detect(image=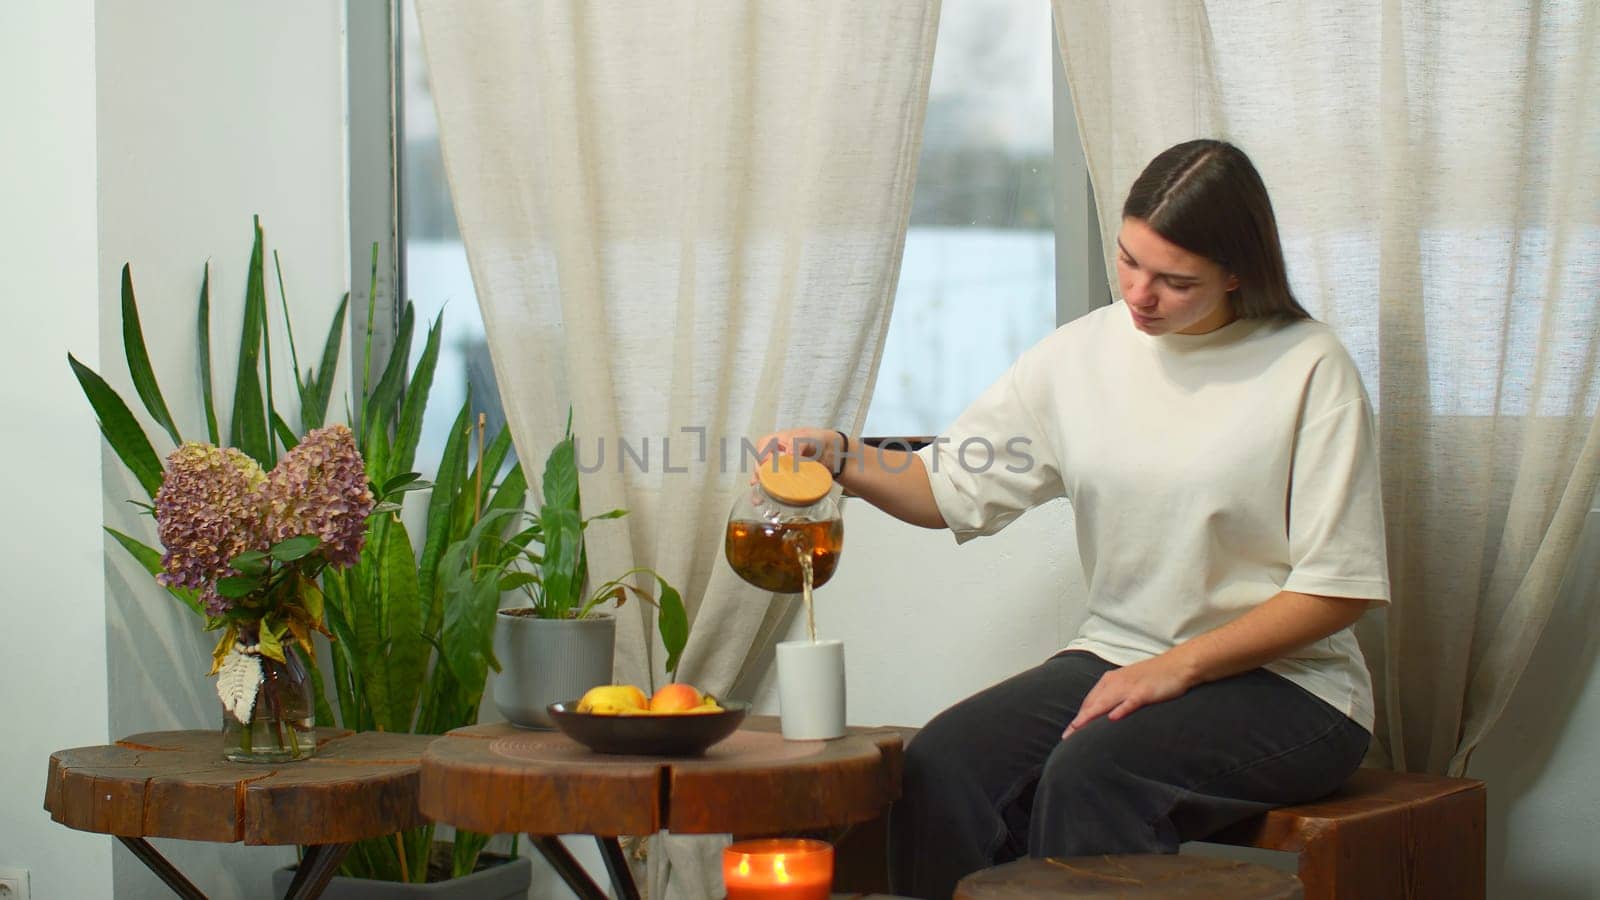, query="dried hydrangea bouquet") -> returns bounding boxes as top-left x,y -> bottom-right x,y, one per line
154,424 -> 373,762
